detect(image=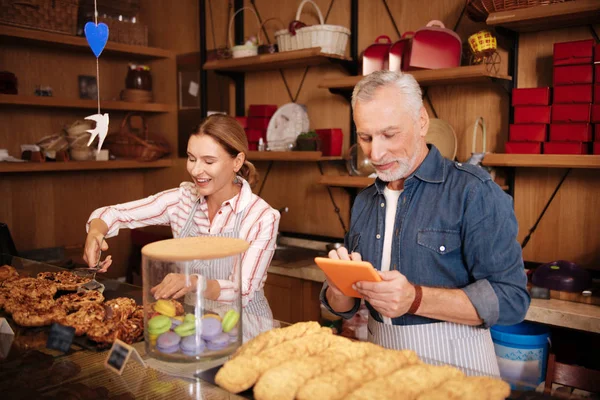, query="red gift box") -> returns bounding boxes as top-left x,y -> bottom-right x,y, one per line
512,87 -> 551,106
315,128 -> 344,156
514,106 -> 551,124
235,116 -> 248,129
591,104 -> 600,123
551,104 -> 591,123
245,128 -> 266,142
505,142 -> 542,154
509,124 -> 547,142
247,117 -> 271,130
553,65 -> 593,86
595,125 -> 600,141
248,105 -> 277,118
549,124 -> 592,142
544,141 -> 589,155
595,43 -> 600,63
248,142 -> 258,151
594,85 -> 600,104
553,39 -> 595,66
594,142 -> 600,155
553,85 -> 592,104
596,64 -> 600,83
